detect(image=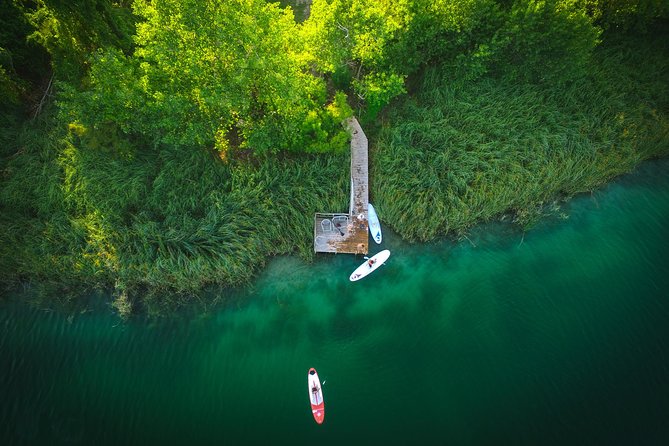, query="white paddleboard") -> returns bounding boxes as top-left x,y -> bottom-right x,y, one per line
368,203 -> 382,244
349,249 -> 390,282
